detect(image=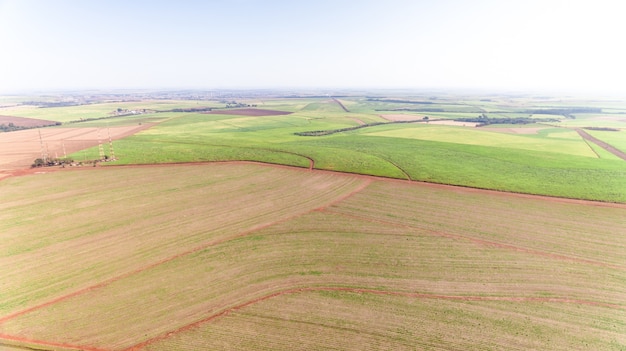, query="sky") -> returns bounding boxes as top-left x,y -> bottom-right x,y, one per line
0,0 -> 624,95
